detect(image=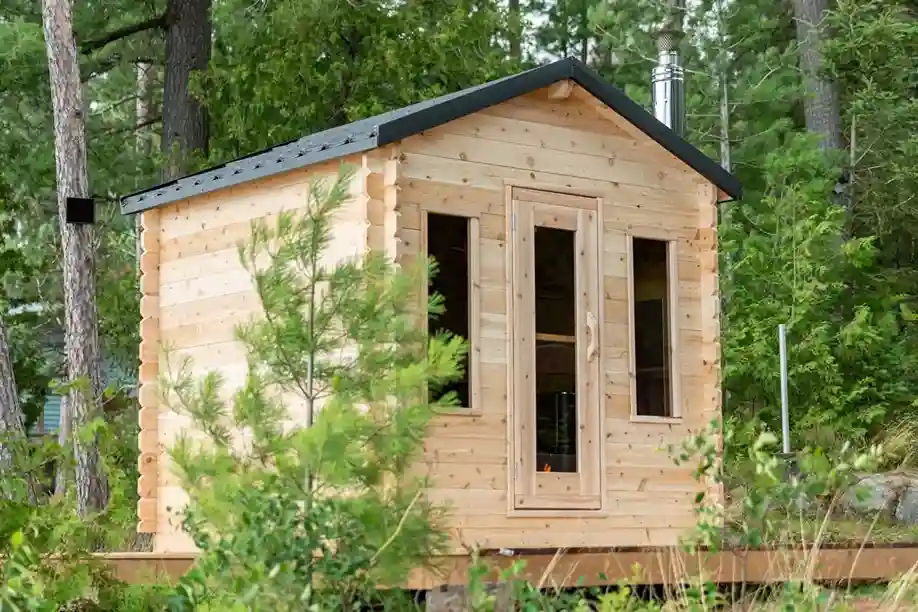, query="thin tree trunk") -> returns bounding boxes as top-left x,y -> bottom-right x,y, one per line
42,0 -> 109,516
54,394 -> 70,496
0,316 -> 39,503
791,0 -> 843,152
714,0 -> 734,421
508,0 -> 521,59
718,78 -> 731,174
135,60 -> 154,271
559,0 -> 568,57
162,0 -> 212,180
